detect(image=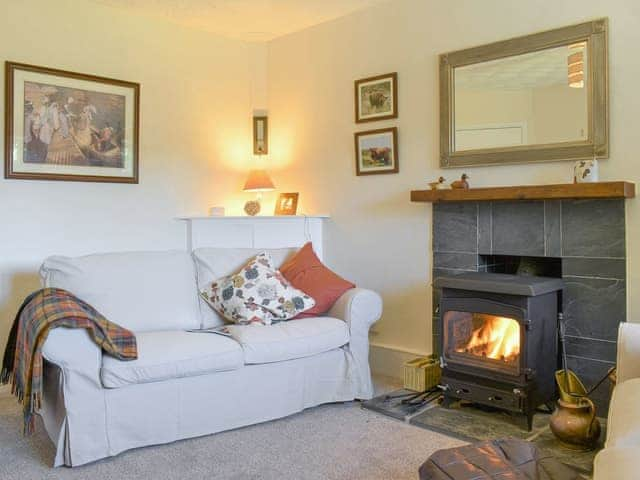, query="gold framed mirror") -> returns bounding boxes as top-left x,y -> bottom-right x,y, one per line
440,19 -> 608,168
